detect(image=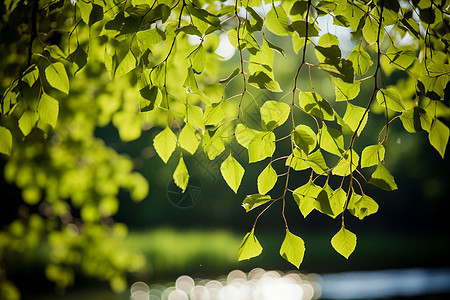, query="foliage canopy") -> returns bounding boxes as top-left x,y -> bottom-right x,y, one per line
0,0 -> 449,298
